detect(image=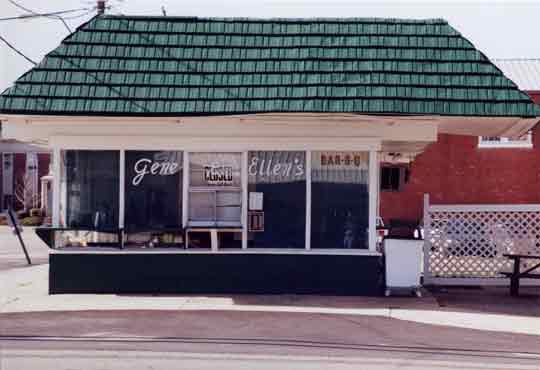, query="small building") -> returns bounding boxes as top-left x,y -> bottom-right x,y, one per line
0,15 -> 538,294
